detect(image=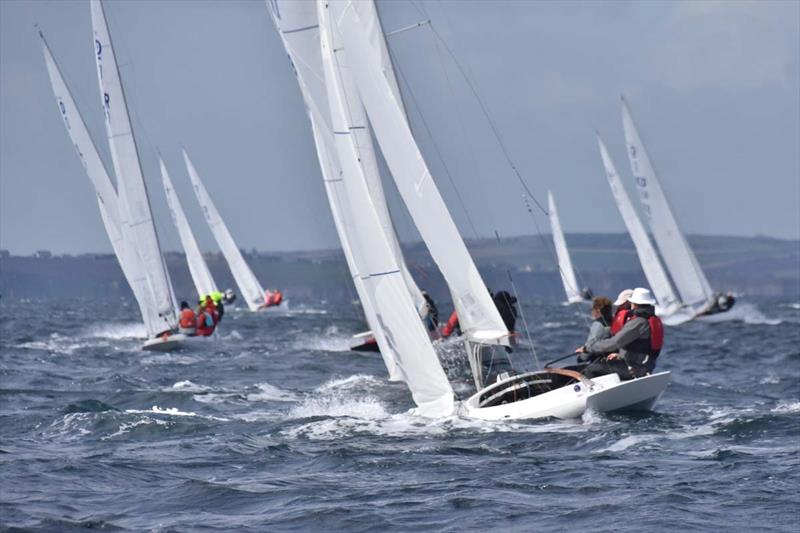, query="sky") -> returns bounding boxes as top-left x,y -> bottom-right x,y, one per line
0,0 -> 798,255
